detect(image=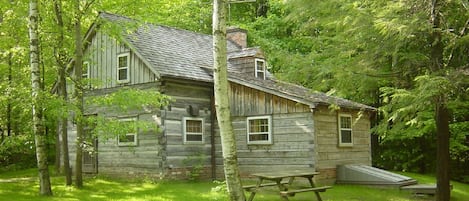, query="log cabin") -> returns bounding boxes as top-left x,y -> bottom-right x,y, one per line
65,12 -> 375,182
